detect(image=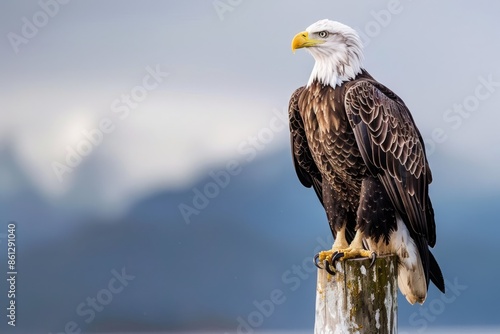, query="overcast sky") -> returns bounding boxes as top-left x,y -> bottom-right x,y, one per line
1,0 -> 499,213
